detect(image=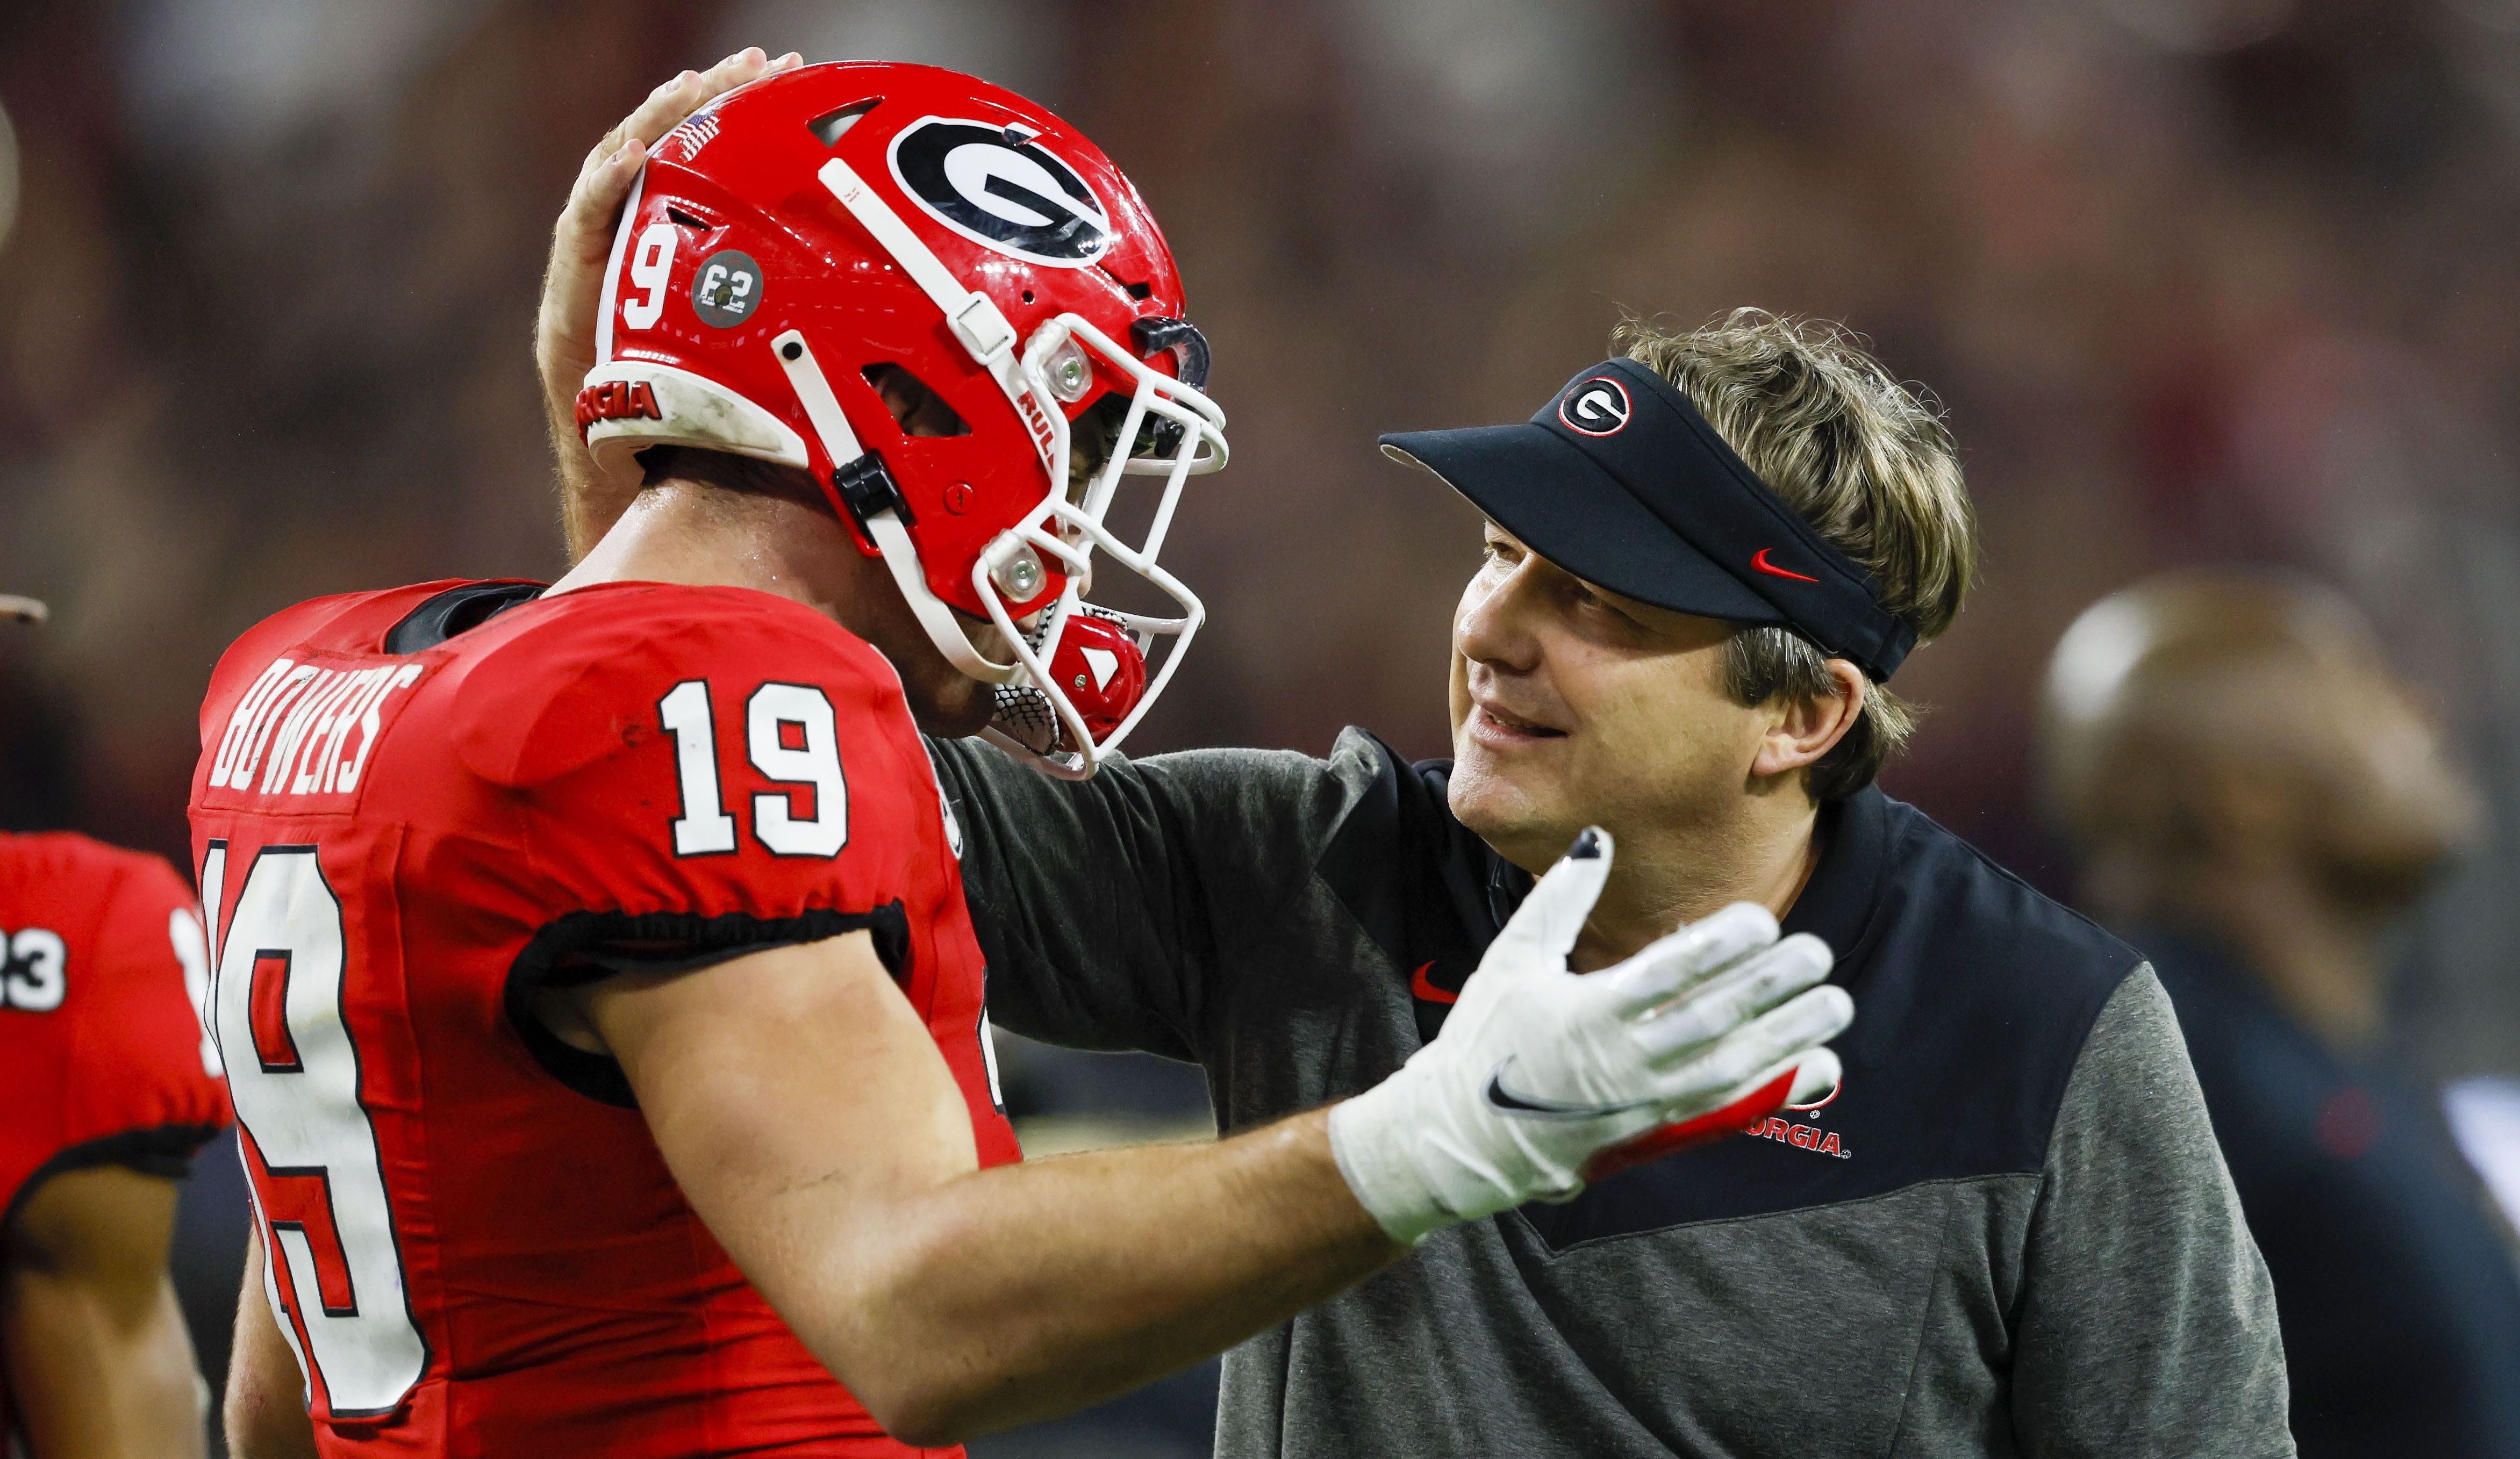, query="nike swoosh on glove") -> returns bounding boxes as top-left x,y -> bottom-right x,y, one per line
1327,827 -> 1854,1245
